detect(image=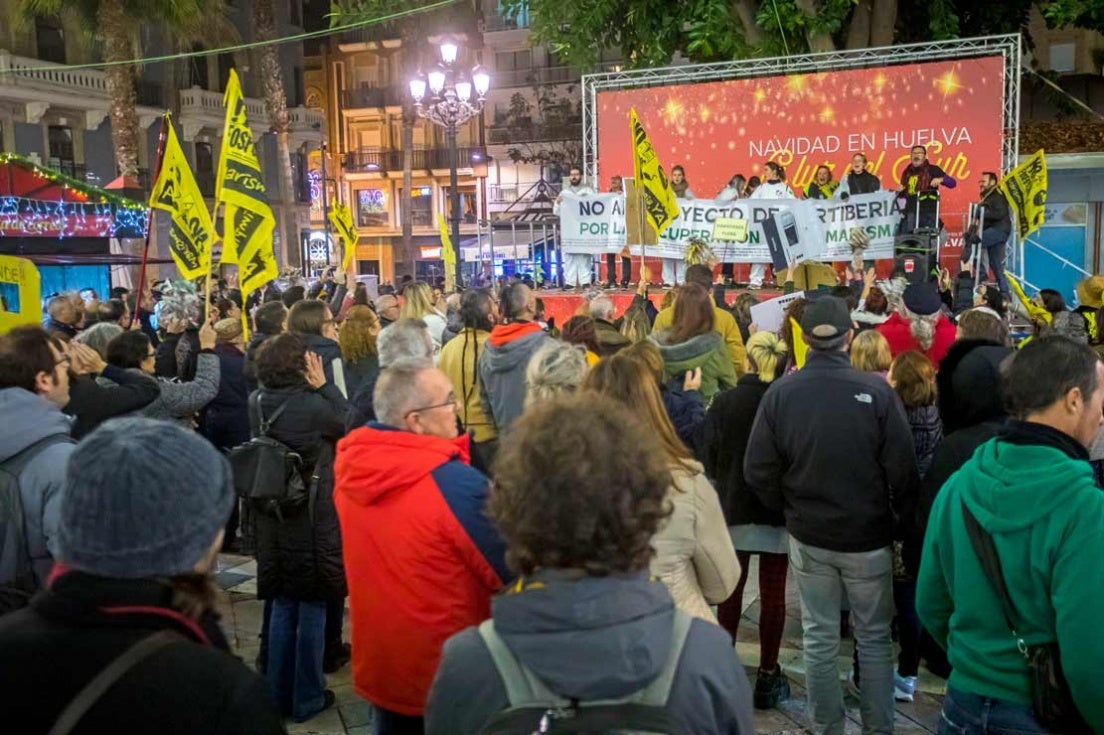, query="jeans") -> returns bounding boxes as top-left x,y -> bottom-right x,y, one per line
267,598 -> 328,721
790,538 -> 894,735
372,707 -> 425,735
938,687 -> 1049,735
981,229 -> 1010,296
326,595 -> 345,655
606,253 -> 631,285
895,579 -> 921,677
661,258 -> 682,285
563,253 -> 592,286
